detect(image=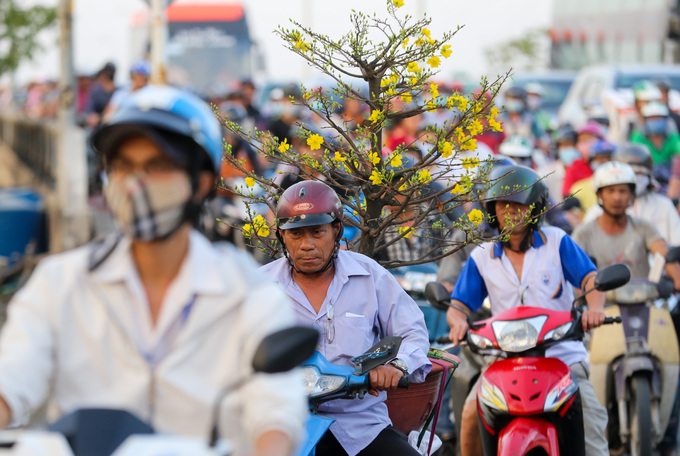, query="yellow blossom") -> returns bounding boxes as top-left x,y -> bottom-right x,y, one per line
402,37 -> 409,49
333,151 -> 347,162
386,88 -> 396,97
462,157 -> 479,169
389,153 -> 403,168
278,139 -> 290,153
490,106 -> 500,118
369,109 -> 381,123
415,37 -> 425,47
401,92 -> 412,103
489,117 -> 503,132
410,76 -> 419,85
393,0 -> 404,7
369,170 -> 383,185
430,82 -> 439,98
440,45 -> 452,58
293,39 -> 309,52
421,28 -> 431,37
418,169 -> 432,183
242,224 -> 253,237
426,55 -> 441,68
252,215 -> 270,237
441,141 -> 453,158
455,127 -> 466,143
460,138 -> 478,151
407,62 -> 420,73
245,177 -> 255,187
368,152 -> 381,165
469,119 -> 484,136
451,184 -> 466,194
468,209 -> 484,226
307,134 -> 324,150
426,101 -> 437,111
398,226 -> 413,239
